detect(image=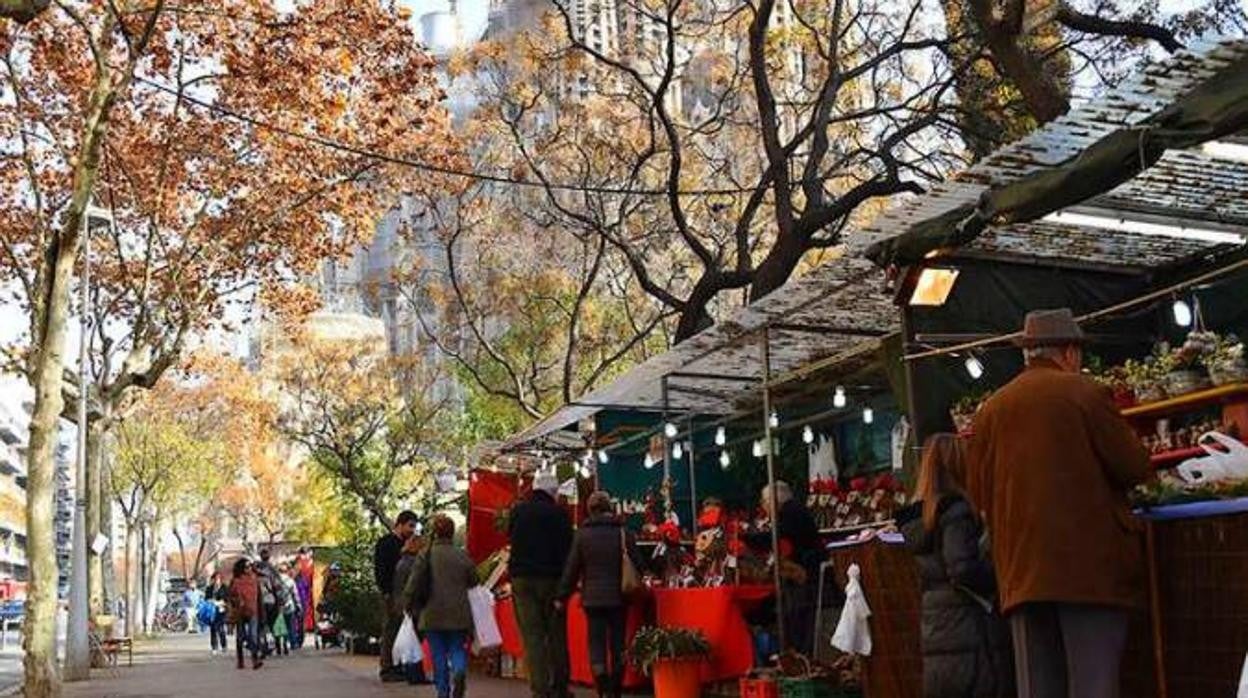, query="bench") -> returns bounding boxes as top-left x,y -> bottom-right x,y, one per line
90,616 -> 133,668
